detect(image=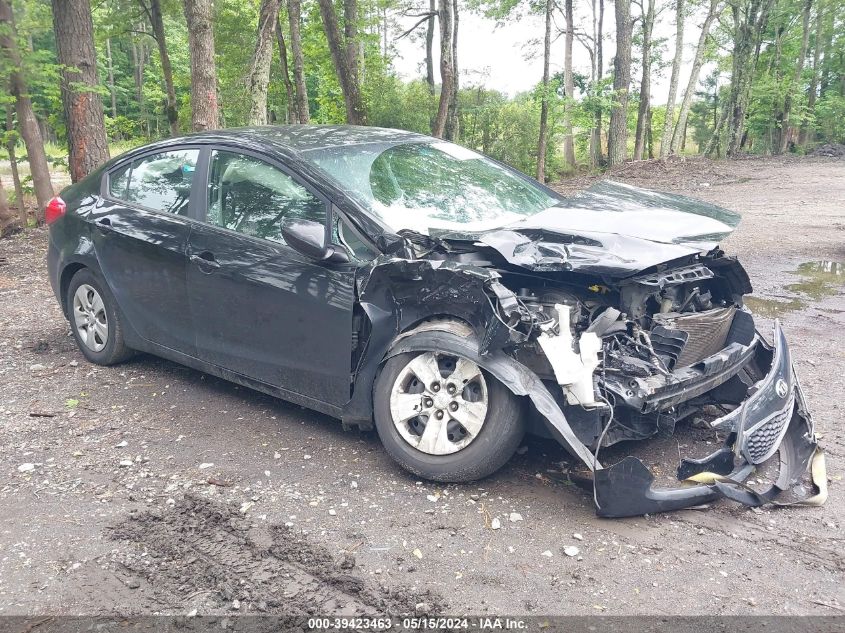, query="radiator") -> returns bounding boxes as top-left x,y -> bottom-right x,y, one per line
652,306 -> 737,367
